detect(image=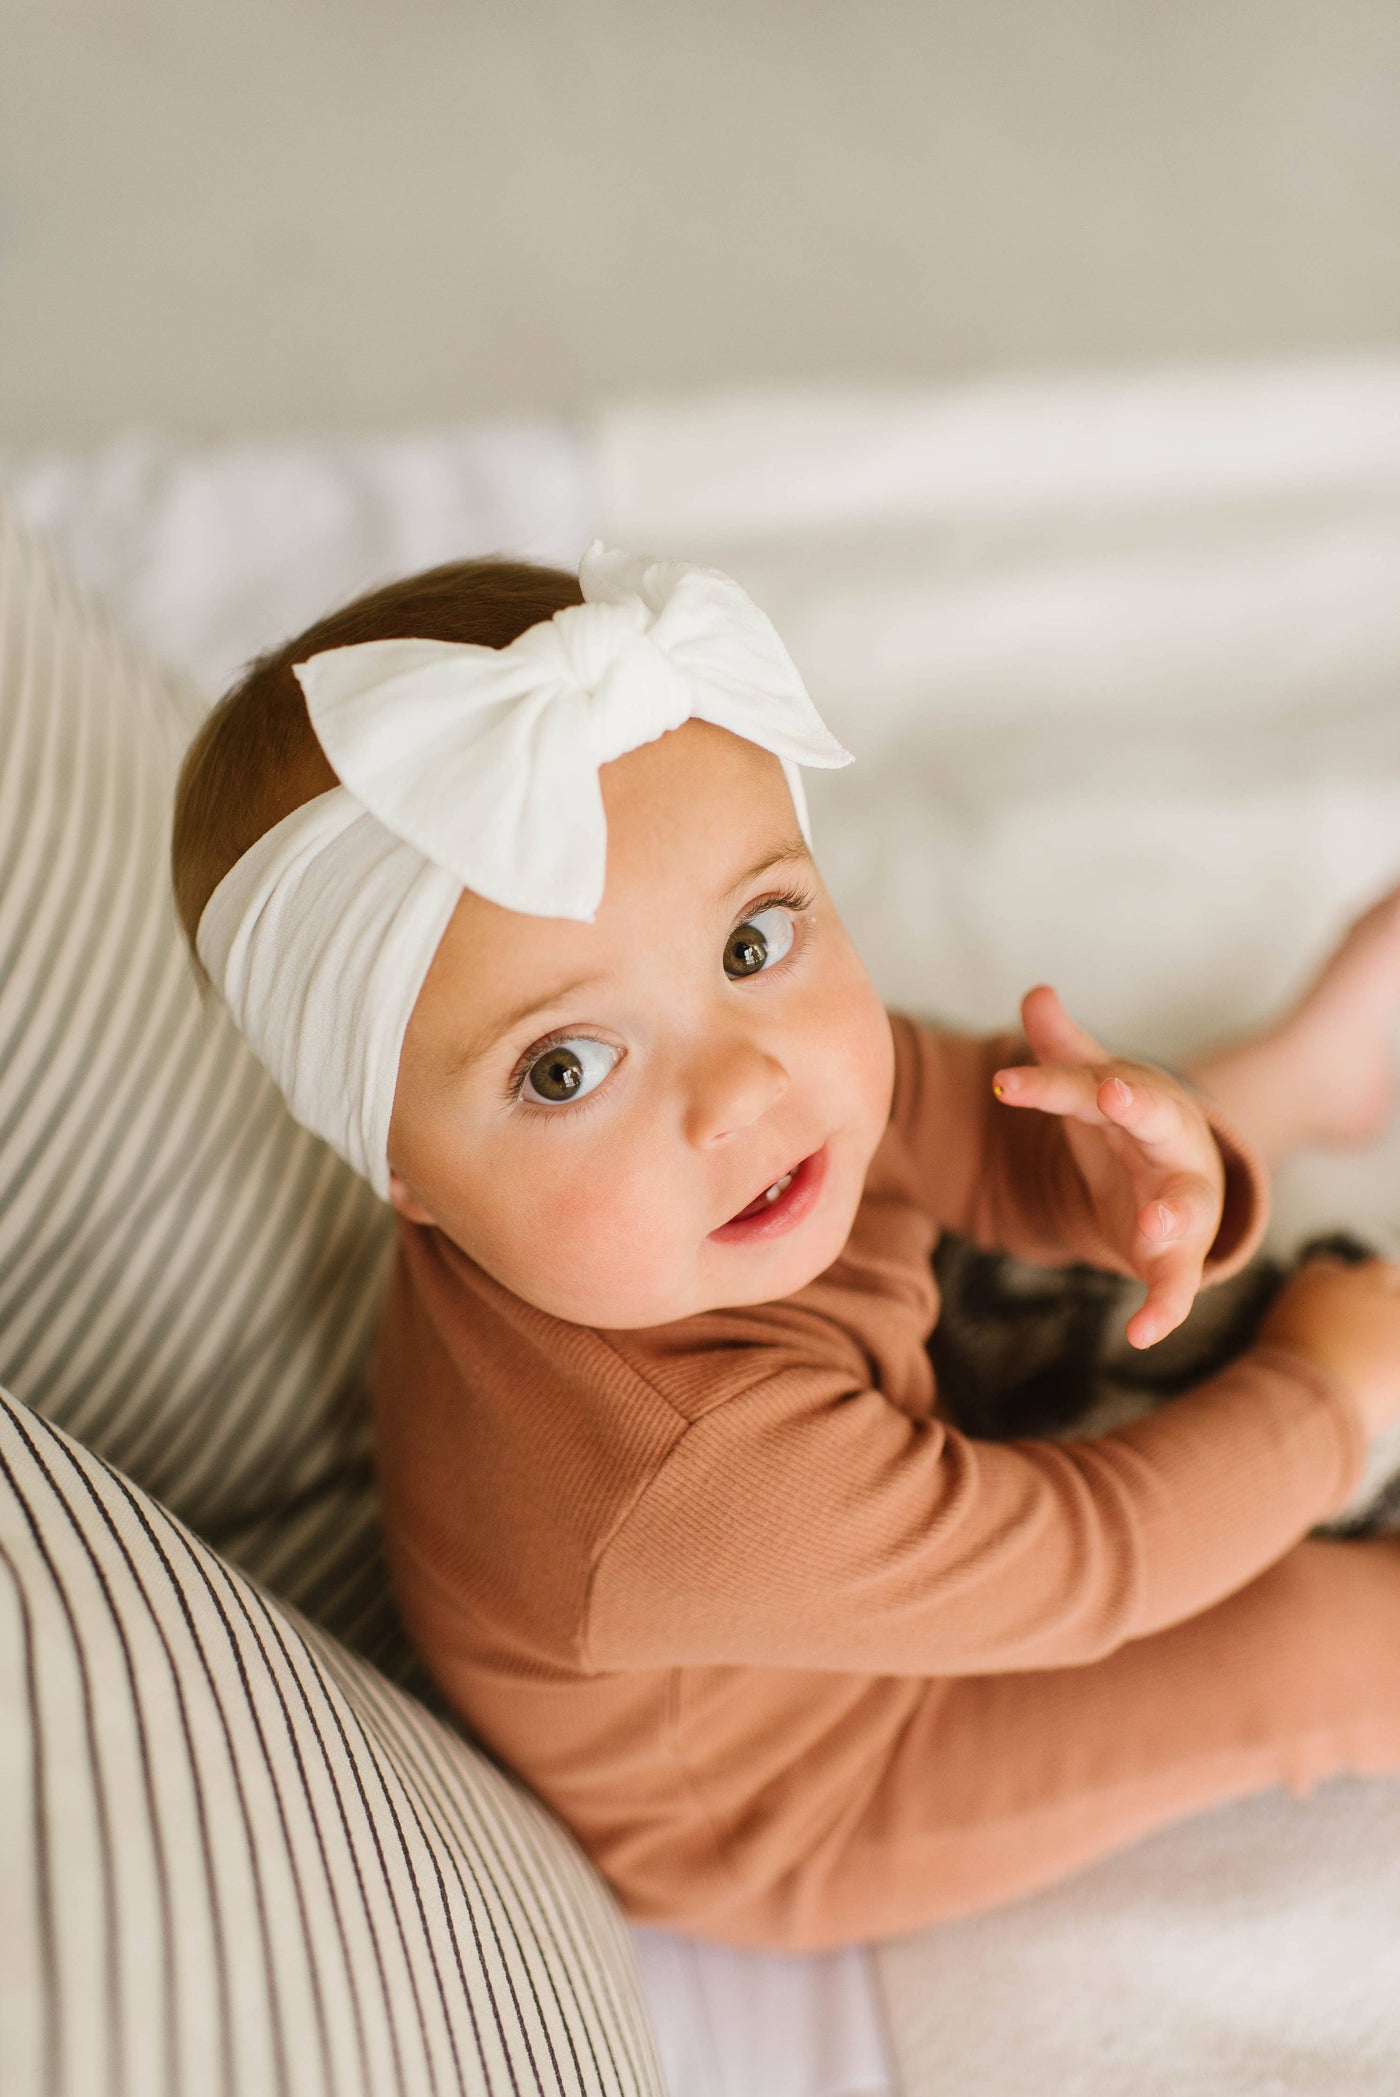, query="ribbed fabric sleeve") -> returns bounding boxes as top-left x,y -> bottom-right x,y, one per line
584,1338 -> 1367,1677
